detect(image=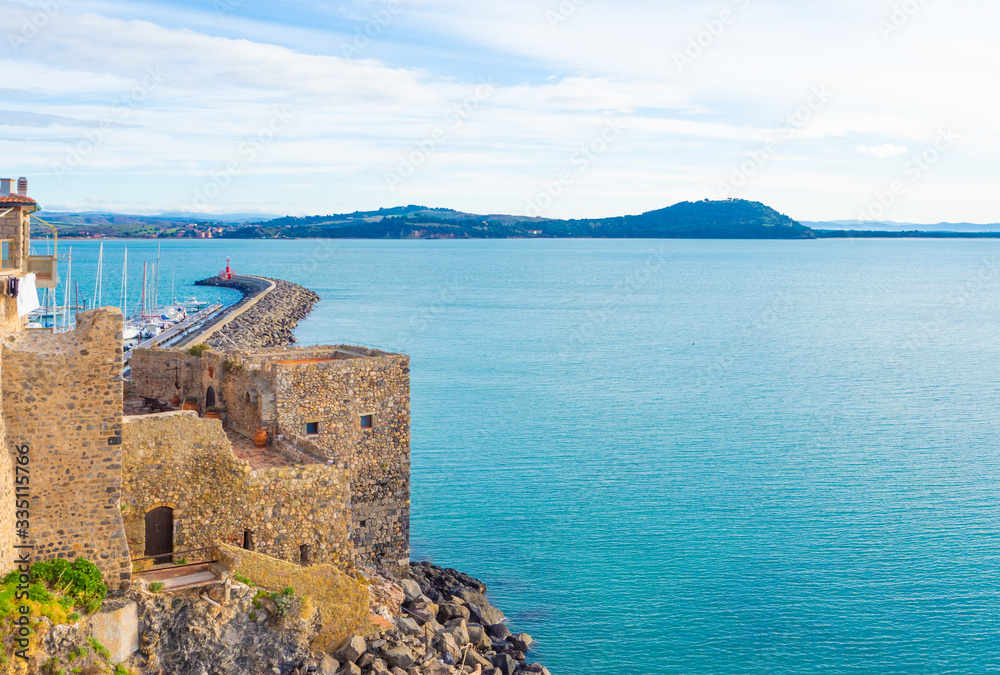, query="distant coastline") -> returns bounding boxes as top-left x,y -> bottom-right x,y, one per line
34,199 -> 1000,241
